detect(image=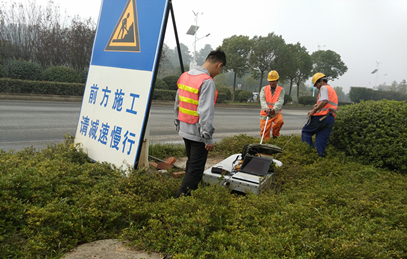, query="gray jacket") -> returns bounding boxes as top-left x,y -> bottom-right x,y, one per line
174,66 -> 216,145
